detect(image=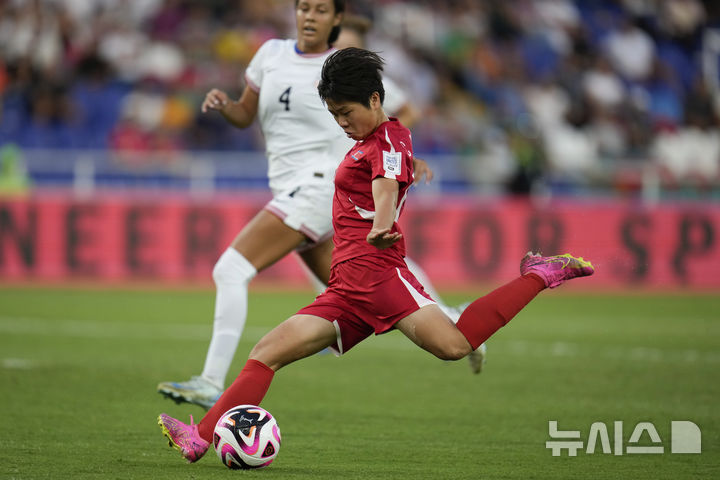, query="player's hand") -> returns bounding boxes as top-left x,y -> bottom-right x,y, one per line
367,227 -> 403,249
201,89 -> 231,113
412,157 -> 434,185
